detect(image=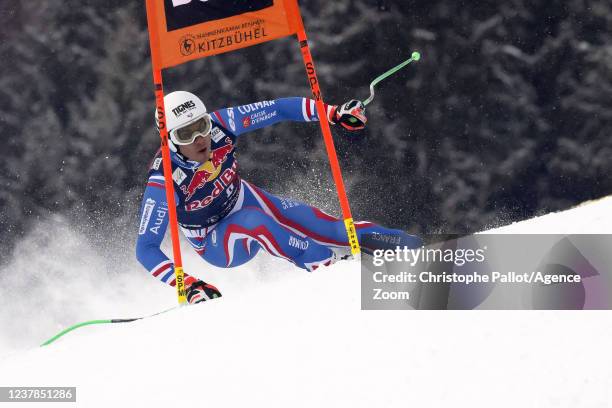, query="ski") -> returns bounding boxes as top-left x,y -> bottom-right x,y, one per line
40,306 -> 180,346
